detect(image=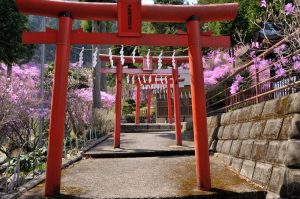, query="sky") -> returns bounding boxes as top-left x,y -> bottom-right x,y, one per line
142,0 -> 198,5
